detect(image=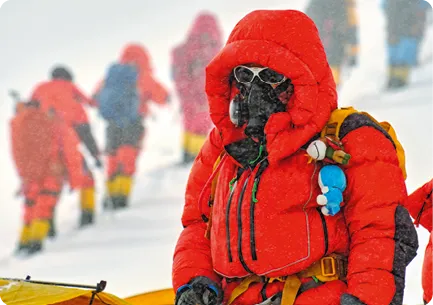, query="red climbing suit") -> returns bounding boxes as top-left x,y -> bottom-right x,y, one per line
172,10 -> 414,305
